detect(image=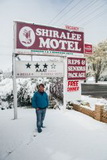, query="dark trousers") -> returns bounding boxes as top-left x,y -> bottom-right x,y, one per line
36,108 -> 46,129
